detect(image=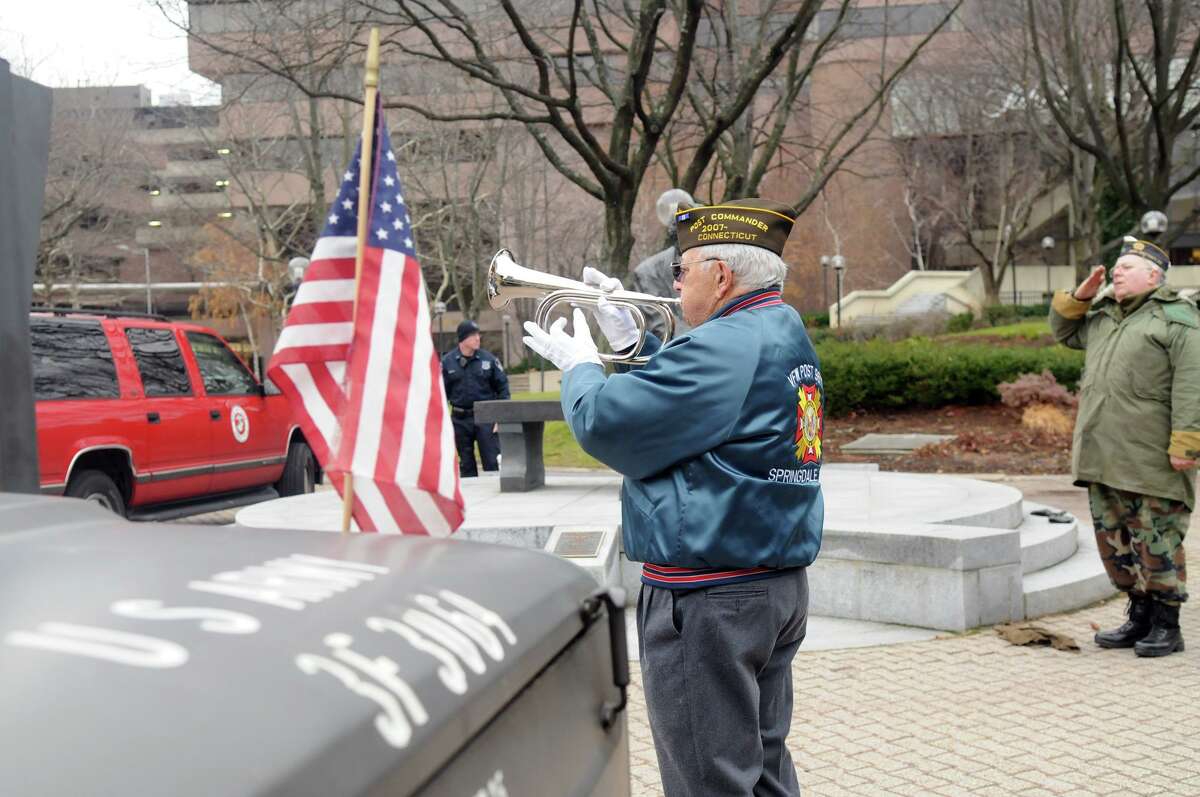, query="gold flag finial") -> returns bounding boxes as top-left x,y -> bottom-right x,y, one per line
364,27 -> 380,89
